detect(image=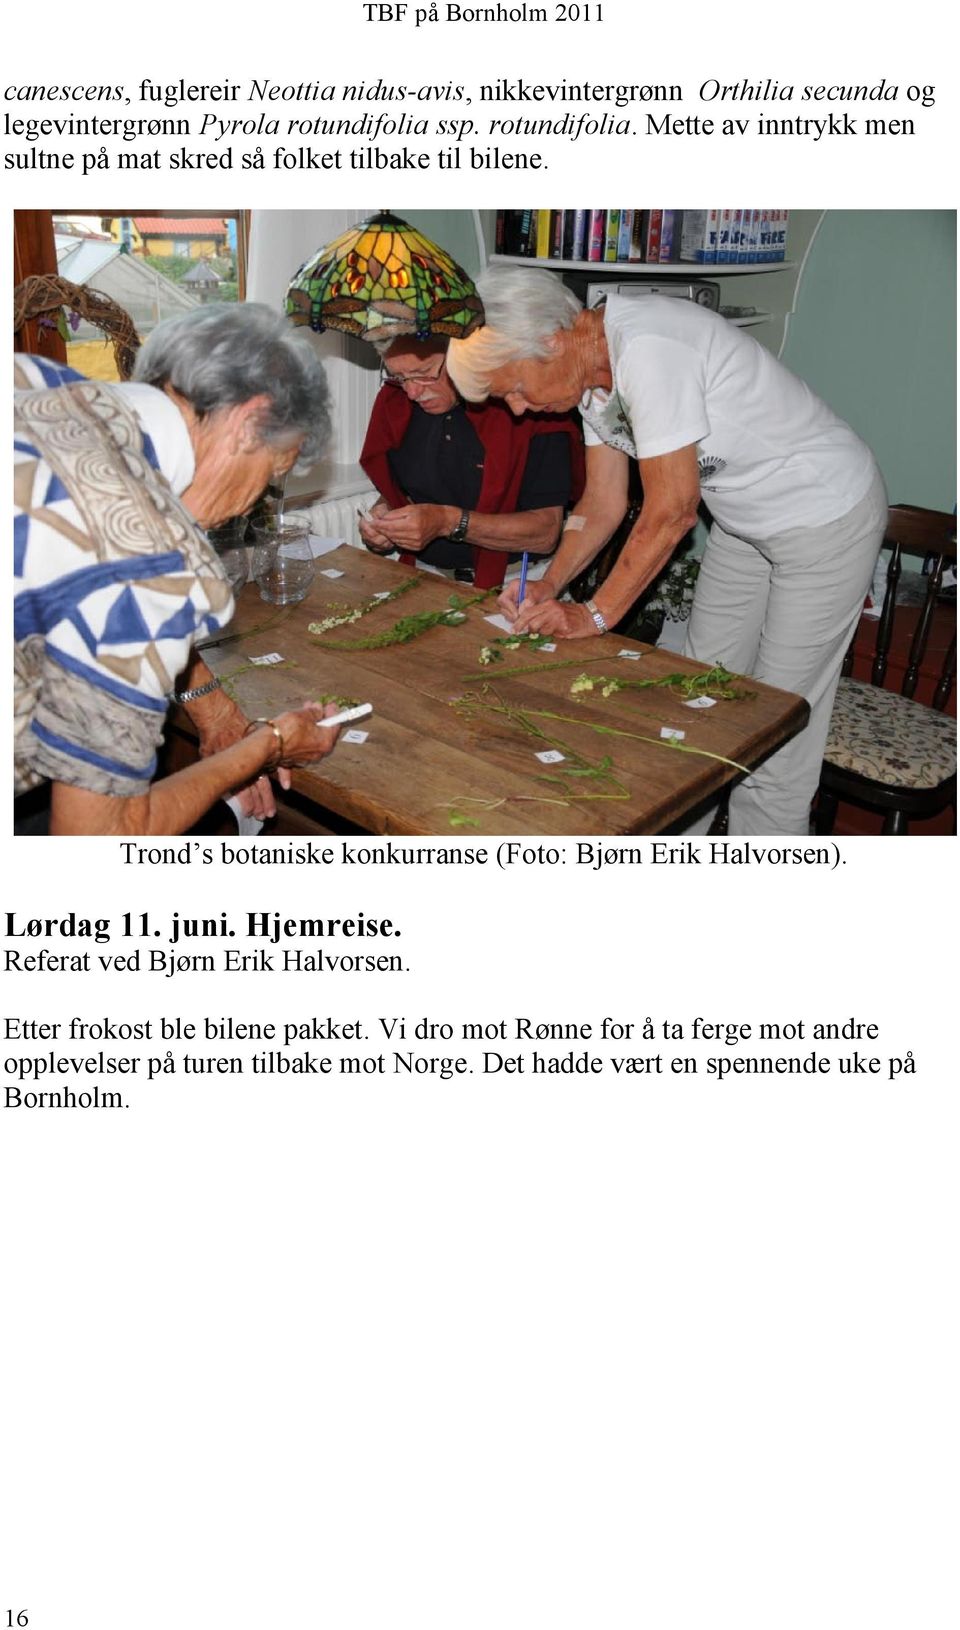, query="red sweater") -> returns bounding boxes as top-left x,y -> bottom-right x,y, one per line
360,389 -> 585,588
